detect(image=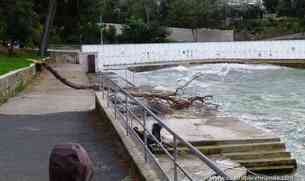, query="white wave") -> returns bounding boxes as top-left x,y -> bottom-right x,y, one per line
154,85 -> 176,92
171,65 -> 189,72
194,63 -> 283,71
177,77 -> 190,83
